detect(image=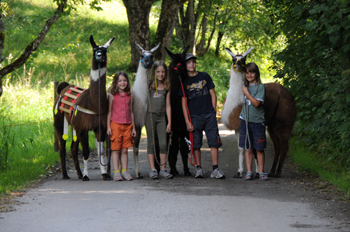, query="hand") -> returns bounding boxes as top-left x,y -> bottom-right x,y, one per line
166,124 -> 171,133
107,128 -> 112,135
242,86 -> 249,96
132,128 -> 136,137
186,122 -> 194,132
